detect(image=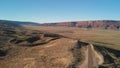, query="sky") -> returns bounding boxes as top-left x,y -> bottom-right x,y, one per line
0,0 -> 120,23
